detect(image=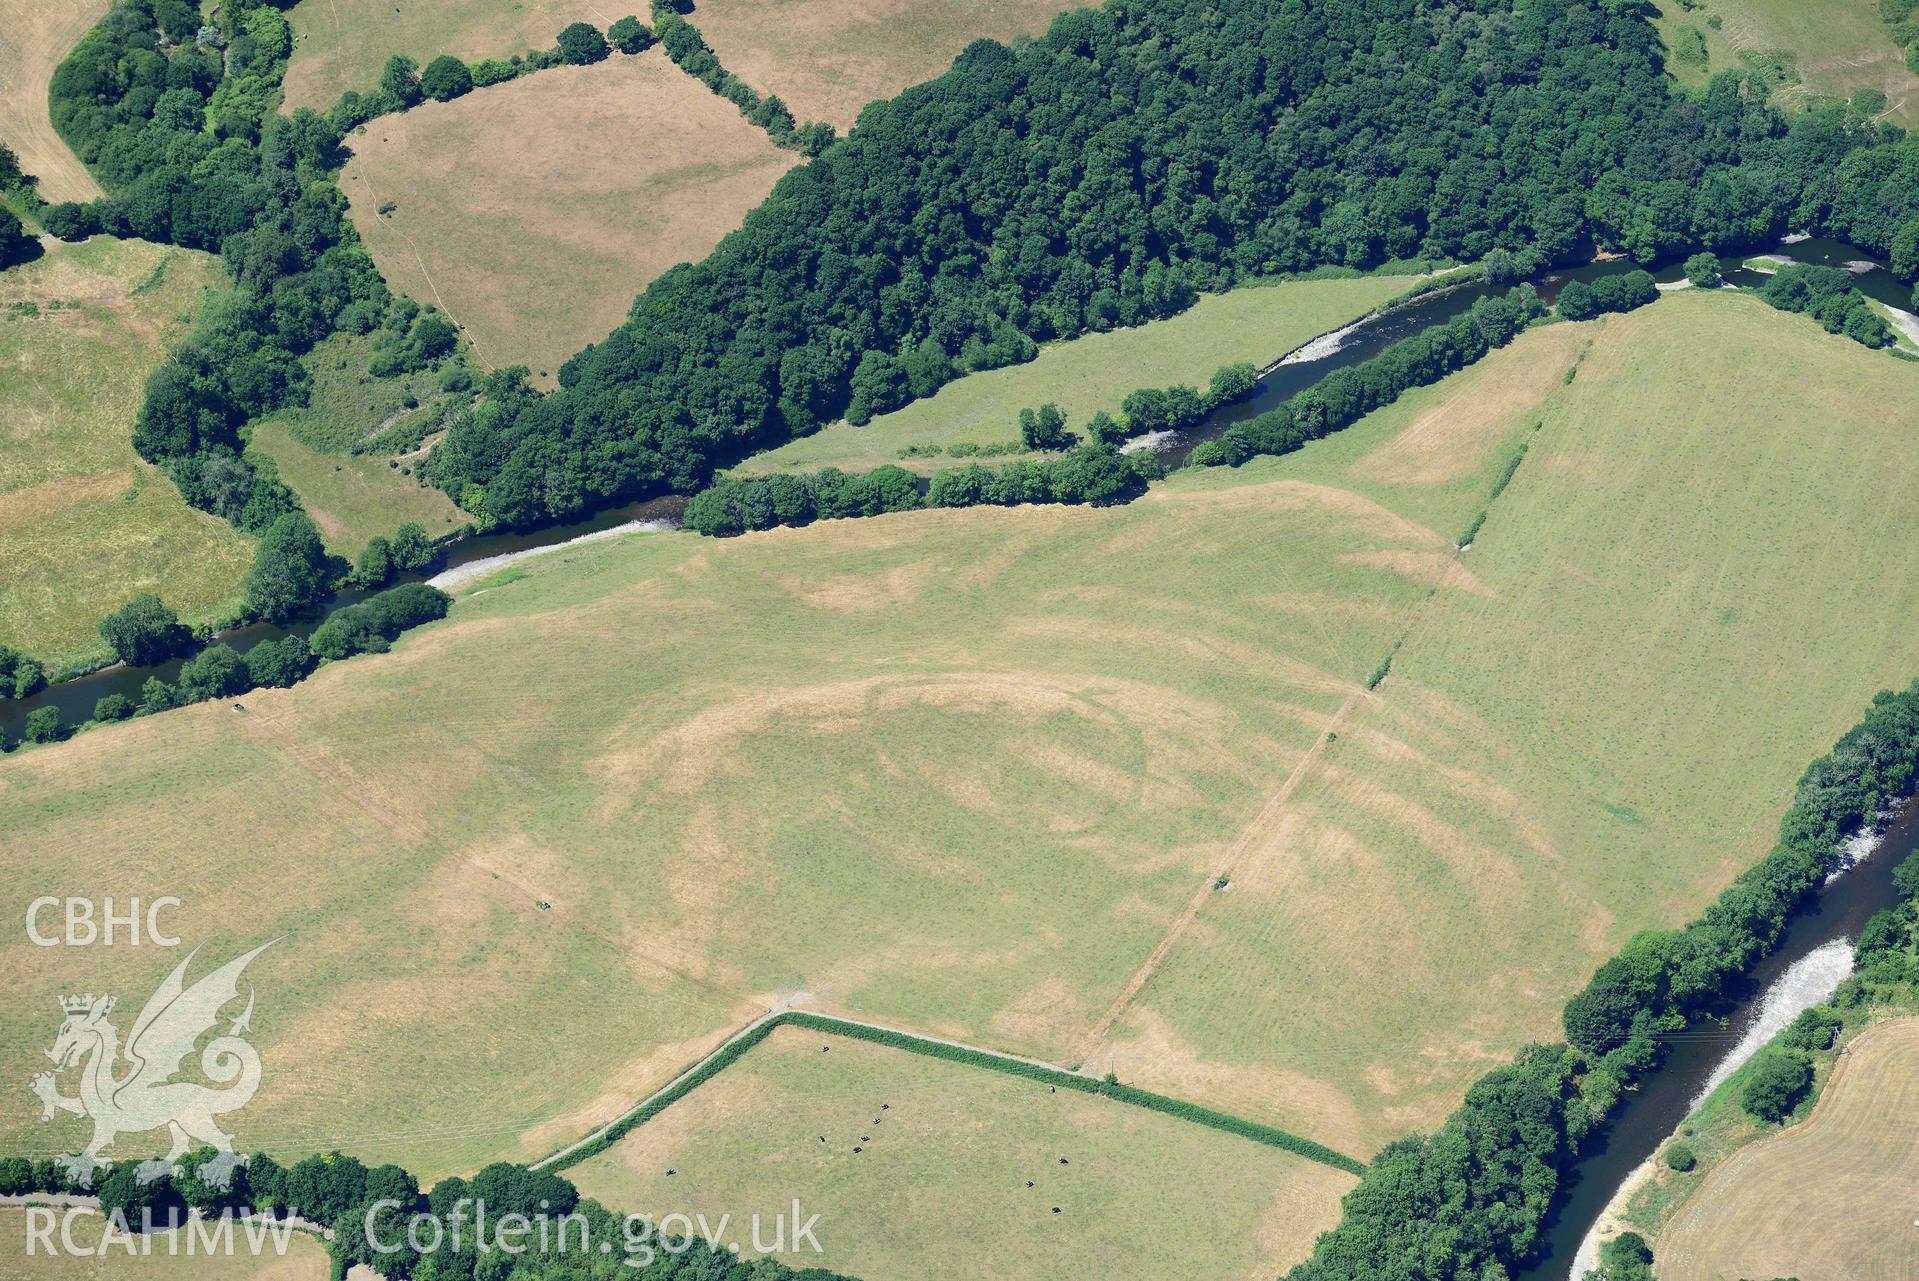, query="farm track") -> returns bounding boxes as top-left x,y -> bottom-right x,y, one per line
1069,539 -> 1485,1069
